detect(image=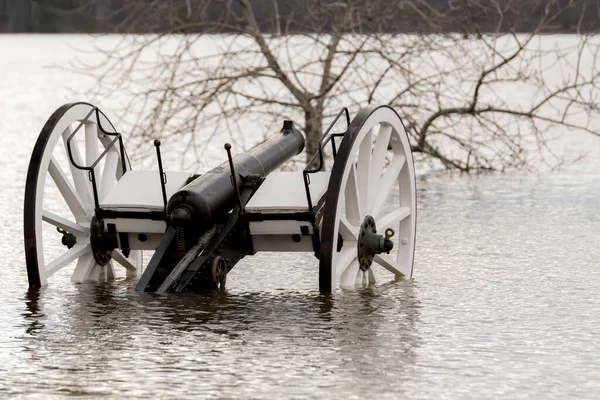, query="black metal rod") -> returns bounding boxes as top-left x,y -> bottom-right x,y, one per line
154,140 -> 168,213
118,137 -> 127,174
224,143 -> 245,215
303,171 -> 314,214
89,170 -> 100,211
